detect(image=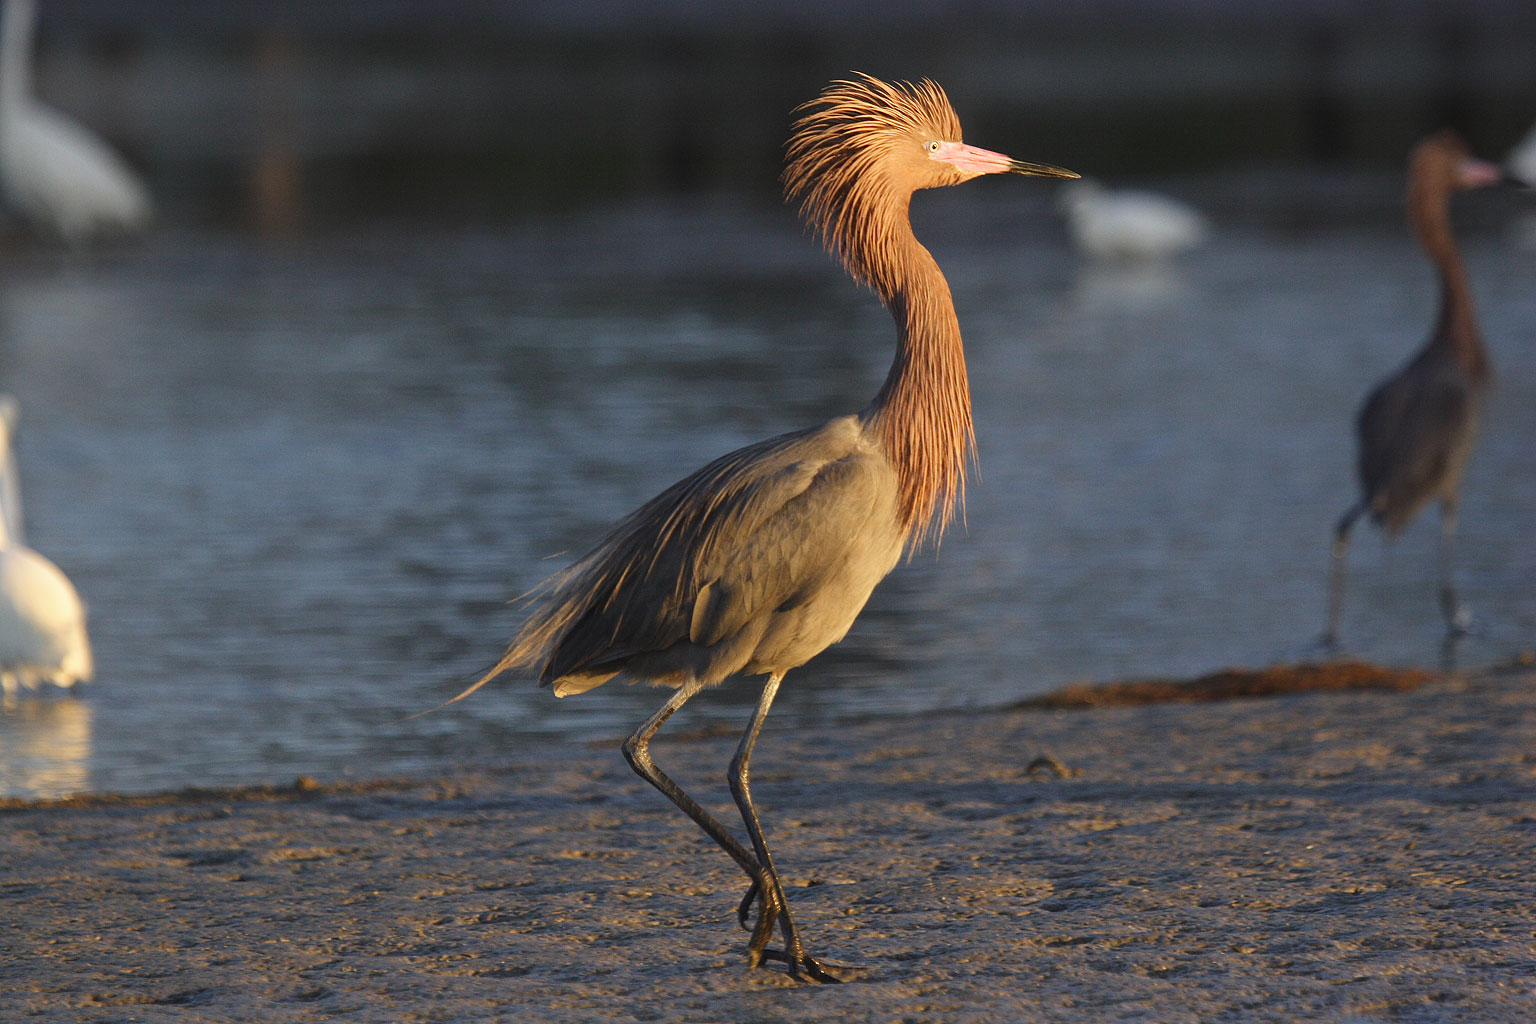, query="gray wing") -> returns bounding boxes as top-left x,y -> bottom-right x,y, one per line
1355,356 -> 1476,525
515,415 -> 889,686
687,449 -> 894,647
